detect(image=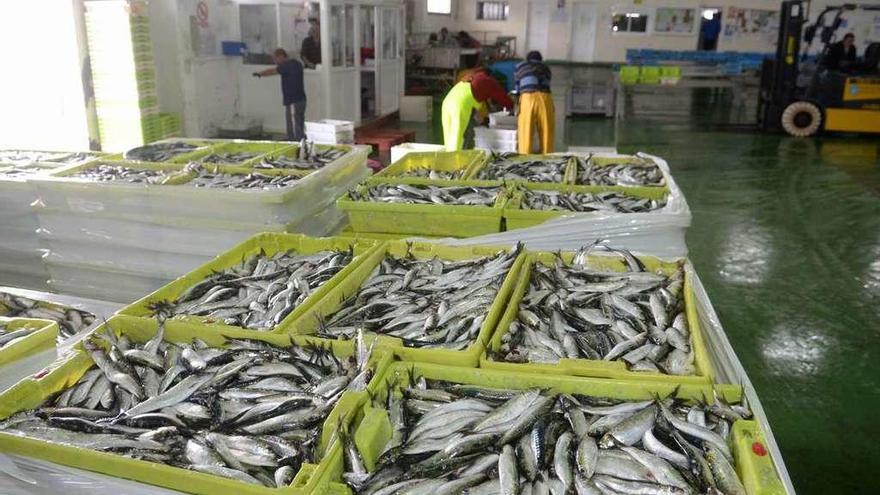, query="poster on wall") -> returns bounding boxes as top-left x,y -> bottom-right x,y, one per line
654,8 -> 696,34
723,8 -> 779,43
